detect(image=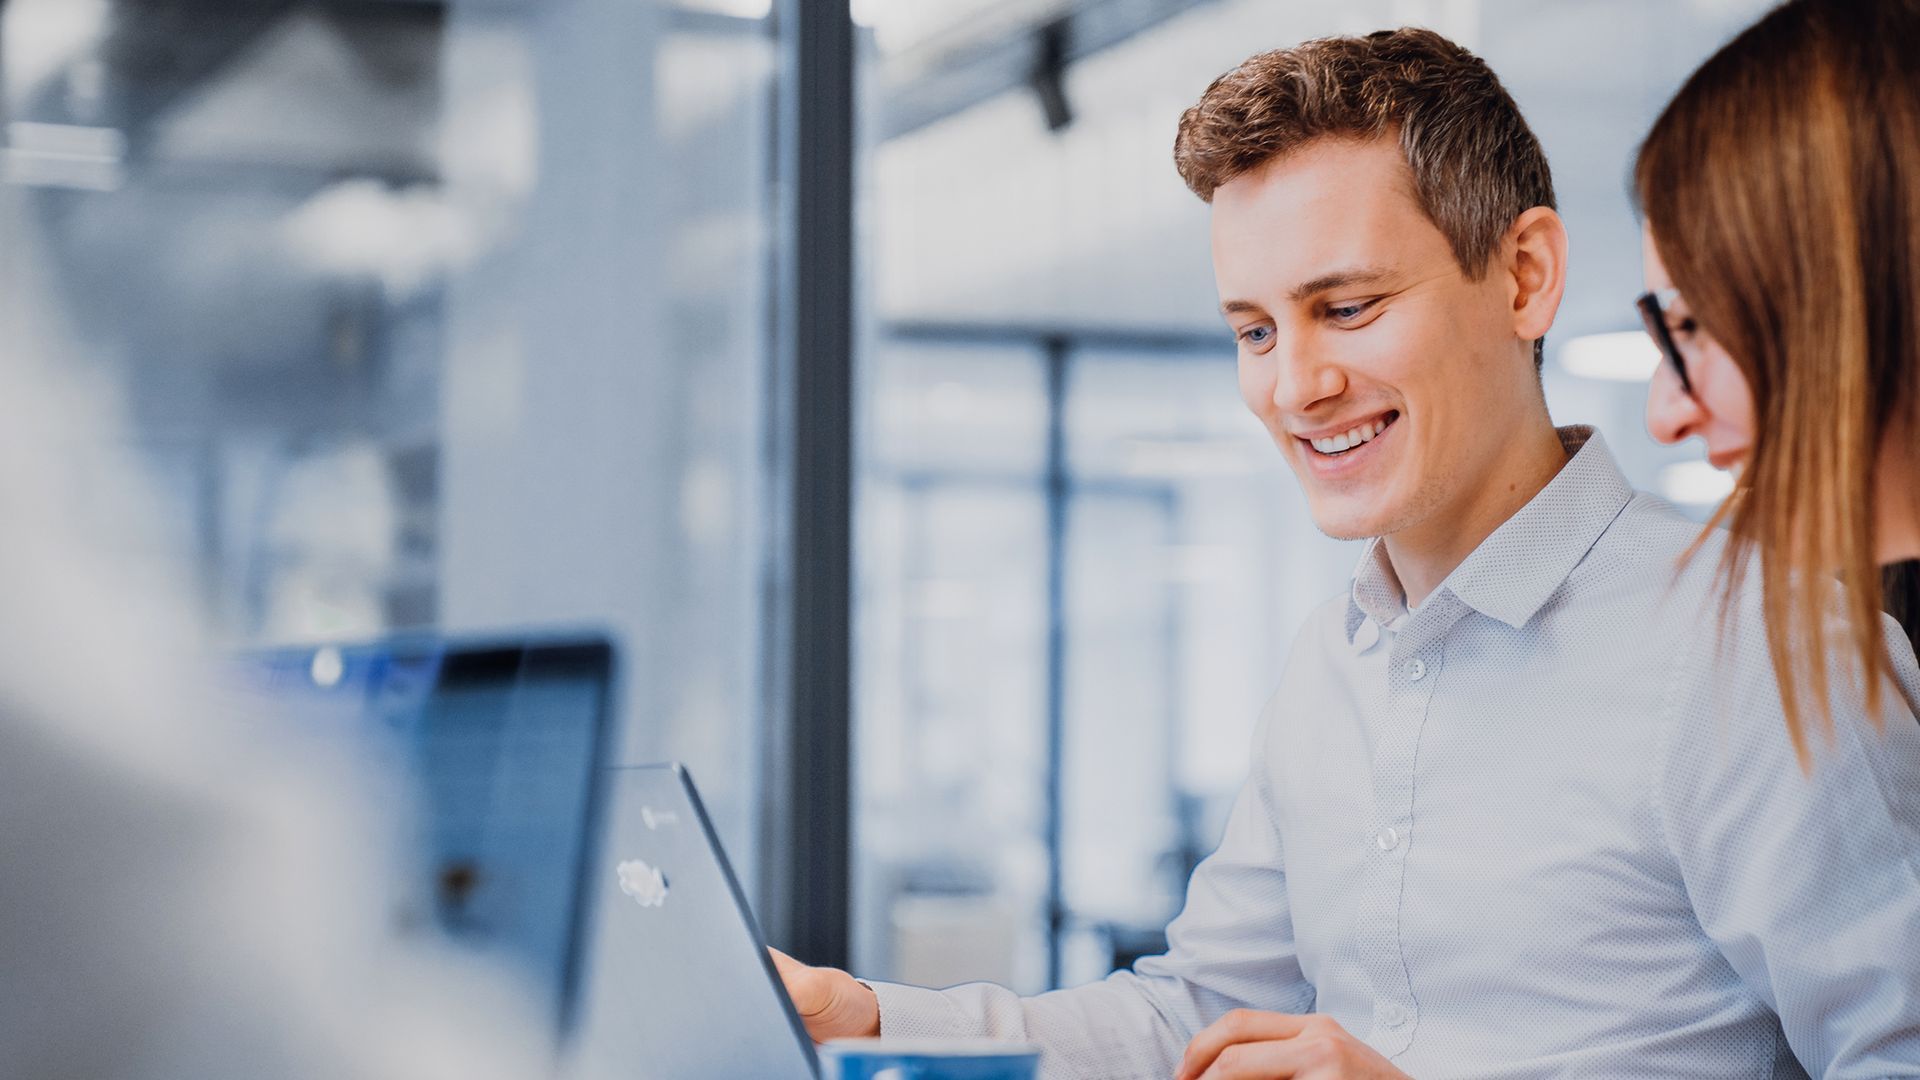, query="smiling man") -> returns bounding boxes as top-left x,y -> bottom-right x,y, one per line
775,27 -> 1920,1080
1209,131 -> 1567,607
